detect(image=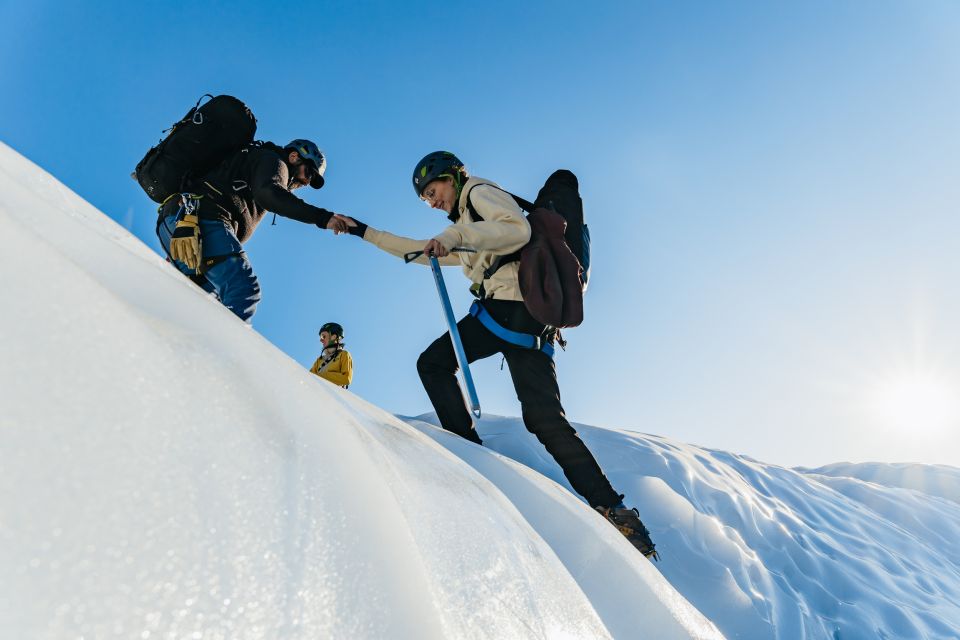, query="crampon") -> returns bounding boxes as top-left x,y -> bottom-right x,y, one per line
596,506 -> 659,561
